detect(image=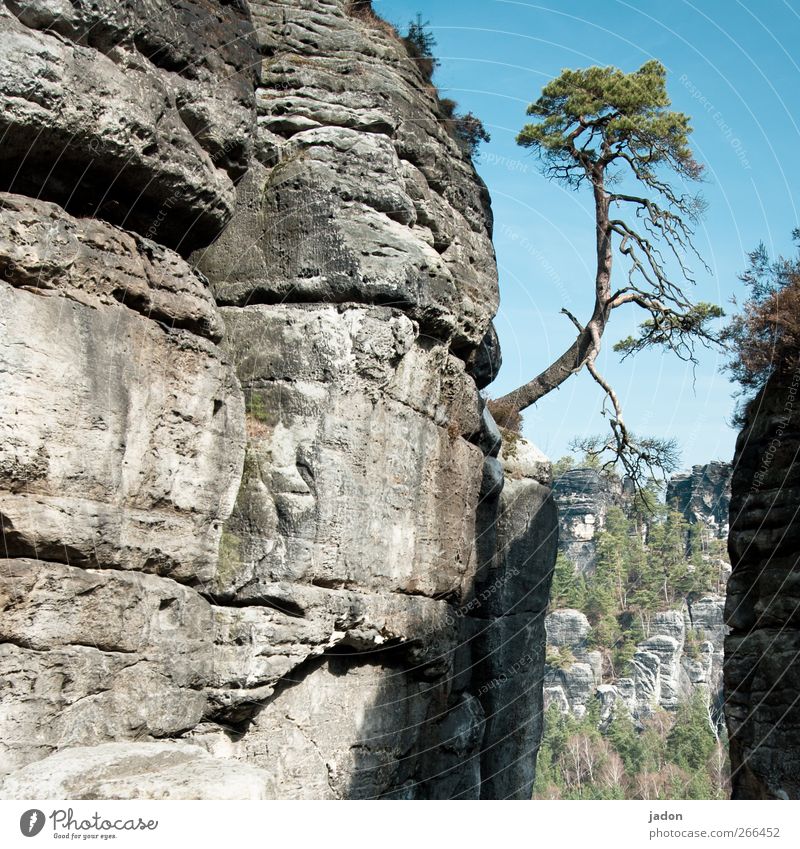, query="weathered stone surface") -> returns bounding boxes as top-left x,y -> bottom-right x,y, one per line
546,609 -> 590,649
552,468 -> 622,574
638,631 -> 683,712
214,303 -> 483,602
190,654 -> 485,800
477,407 -> 502,459
472,438 -> 557,799
0,555 -> 466,779
466,322 -> 502,389
194,0 -> 498,350
667,461 -> 732,541
689,595 -> 727,646
545,662 -> 599,720
0,268 -> 245,584
545,598 -> 724,723
199,288 -> 499,797
0,192 -> 224,340
0,1 -> 258,252
0,743 -> 277,800
0,0 -> 560,801
725,367 -> 800,799
498,436 -> 552,484
480,456 -> 505,500
0,559 -> 214,775
0,0 -> 256,789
